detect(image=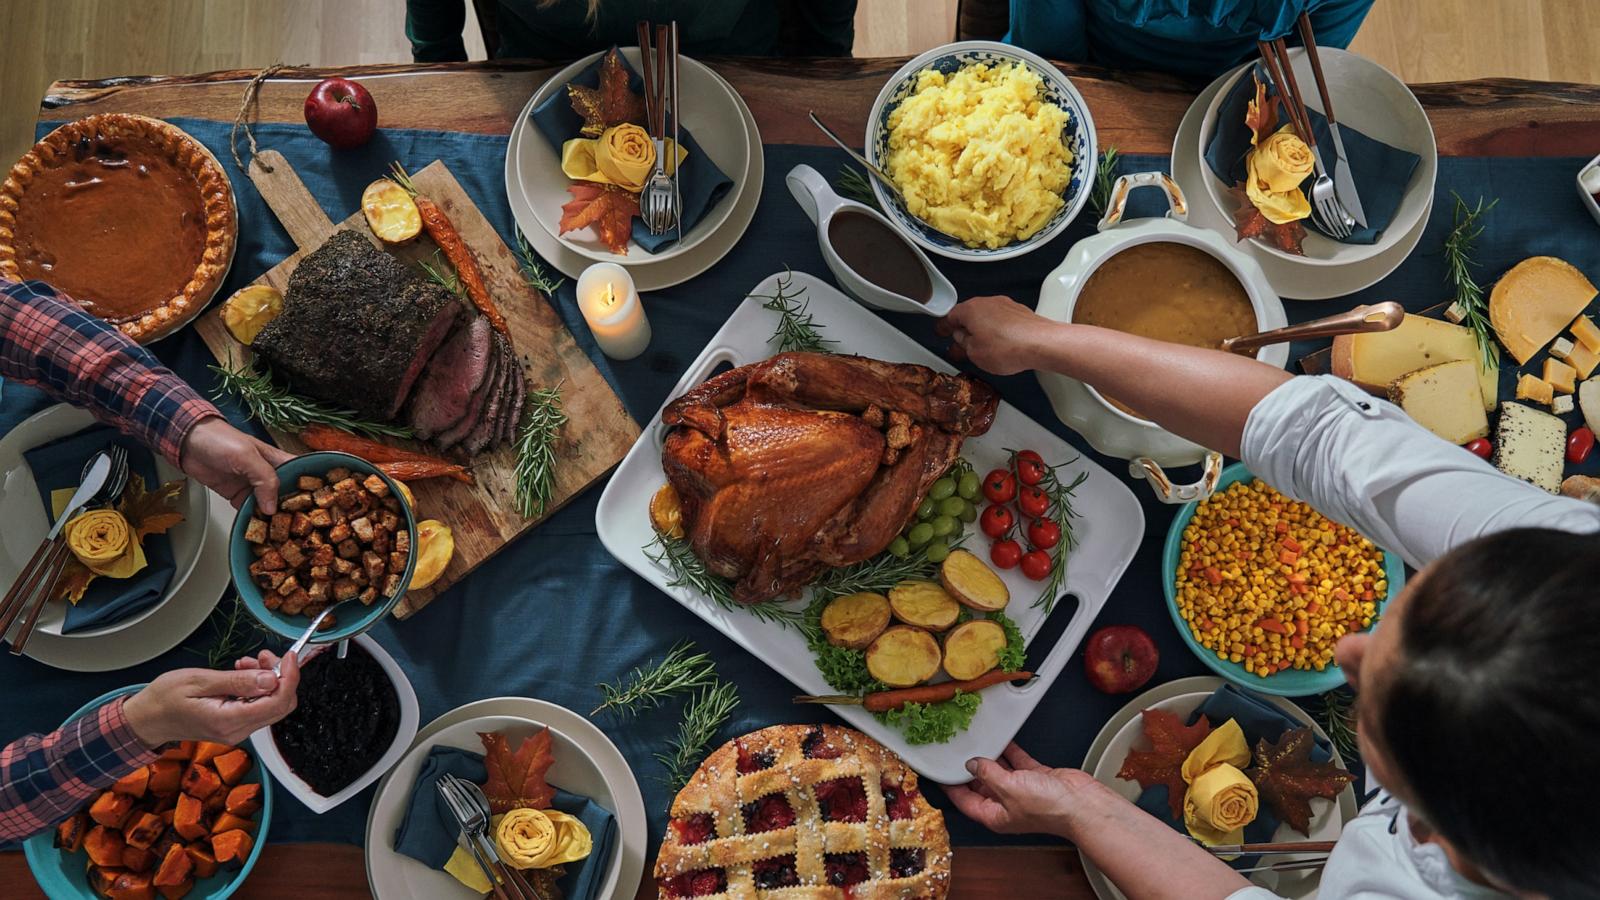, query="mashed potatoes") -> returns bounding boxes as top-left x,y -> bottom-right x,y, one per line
885,62 -> 1074,249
